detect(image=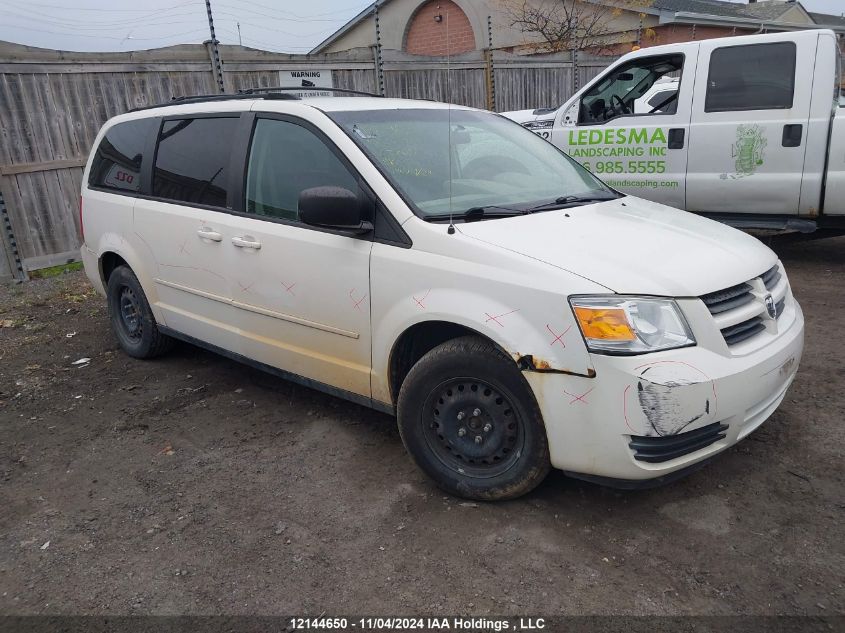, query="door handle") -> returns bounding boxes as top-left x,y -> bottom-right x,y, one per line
667,128 -> 685,149
231,235 -> 262,250
782,124 -> 803,147
196,227 -> 222,242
